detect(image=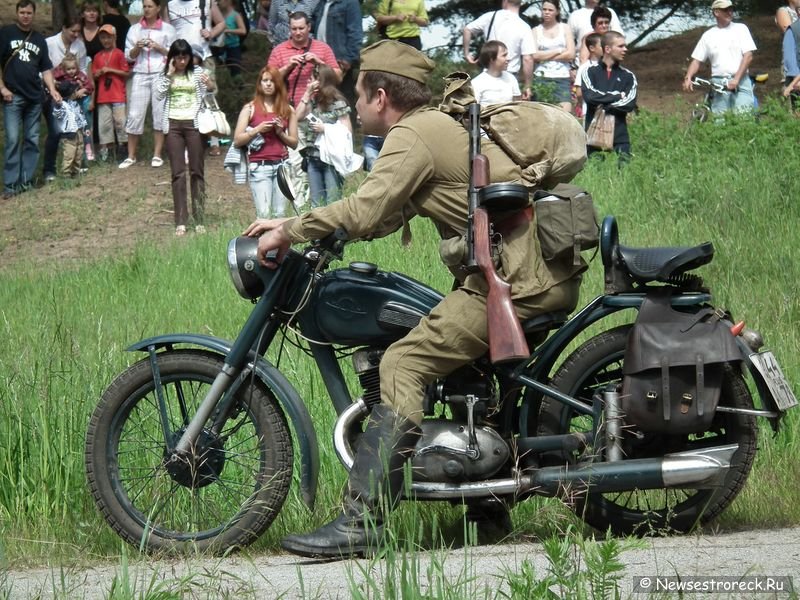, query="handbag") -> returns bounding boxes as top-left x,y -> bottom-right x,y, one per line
586,106 -> 615,151
197,93 -> 231,137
